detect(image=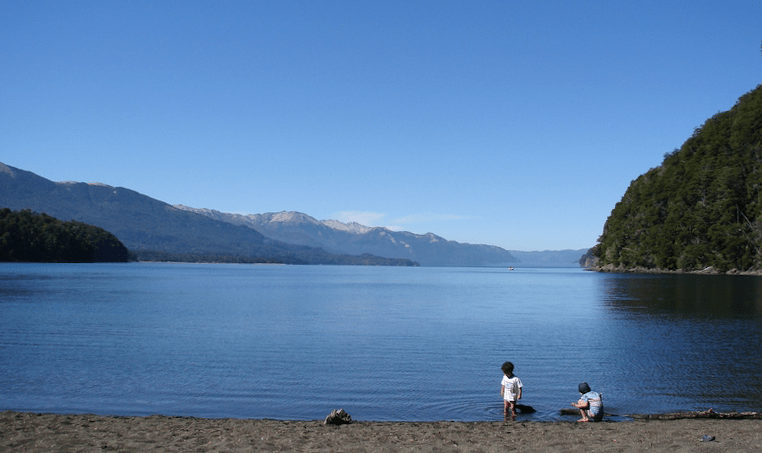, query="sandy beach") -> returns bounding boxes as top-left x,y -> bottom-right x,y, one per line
2,411 -> 761,452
